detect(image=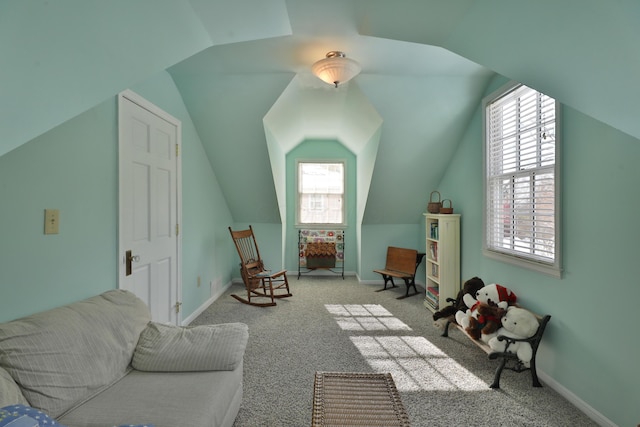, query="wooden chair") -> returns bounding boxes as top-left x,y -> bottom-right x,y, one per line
228,226 -> 292,307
